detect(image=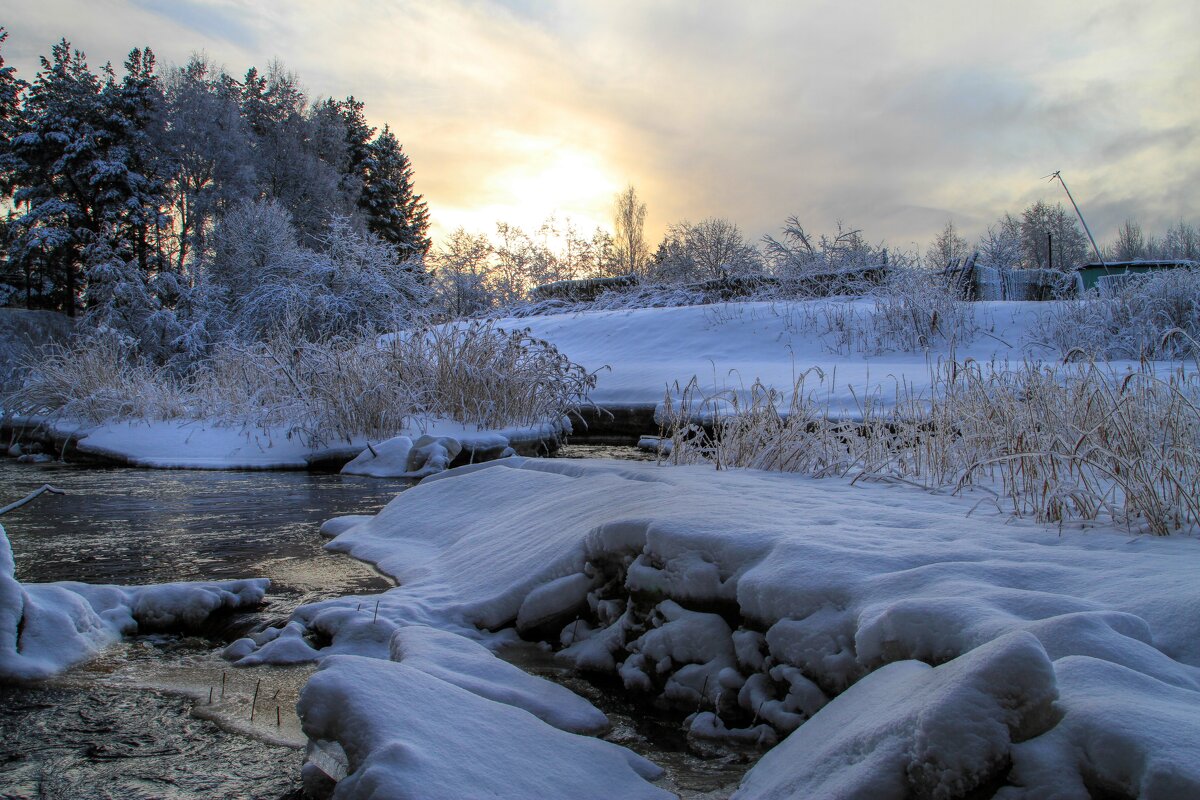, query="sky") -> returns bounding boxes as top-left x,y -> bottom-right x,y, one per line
4,0 -> 1197,253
